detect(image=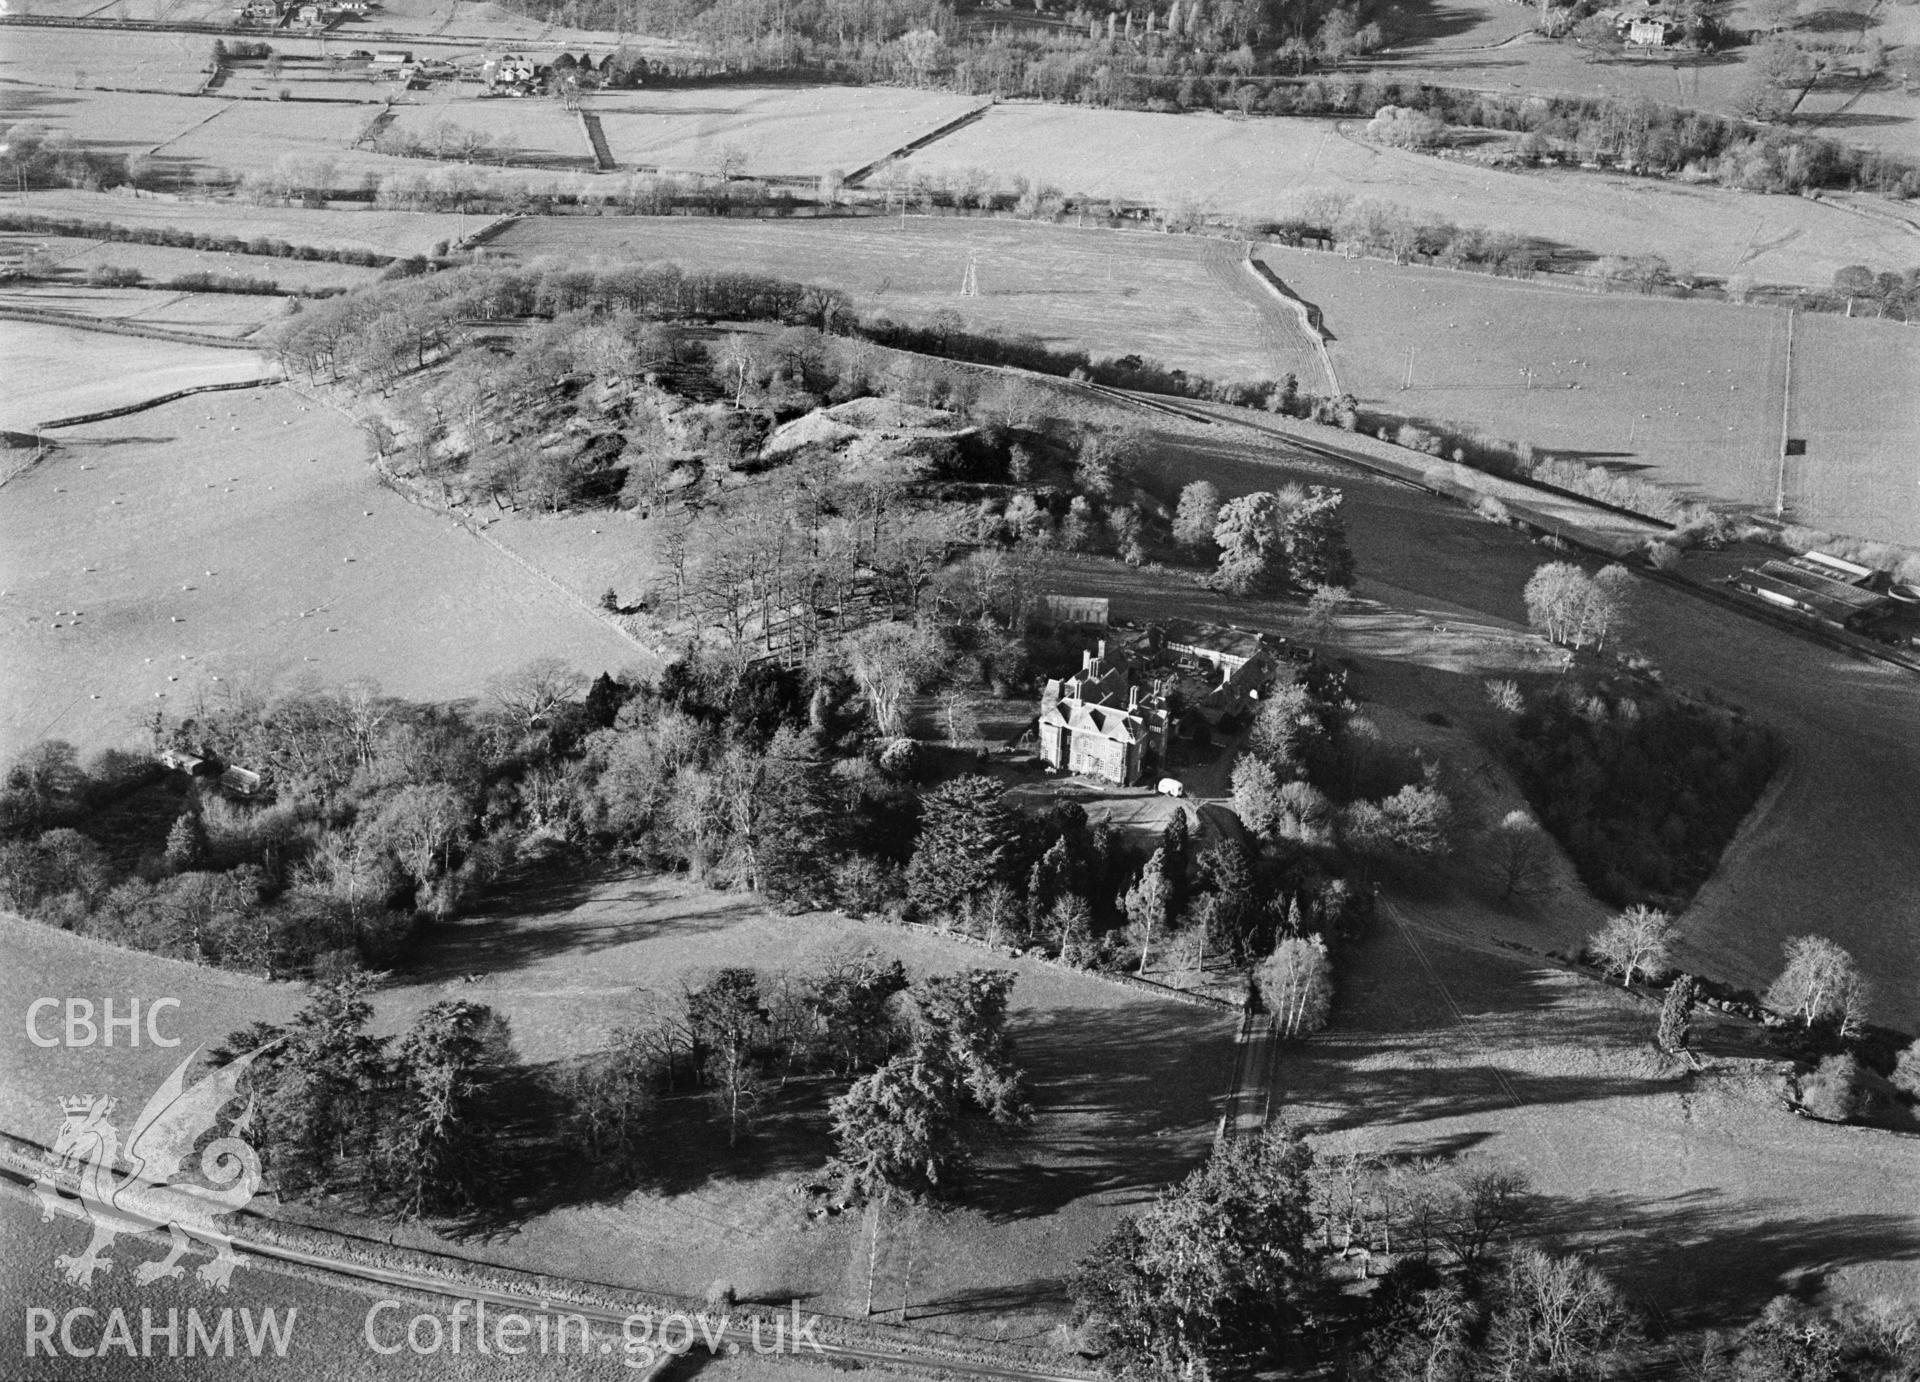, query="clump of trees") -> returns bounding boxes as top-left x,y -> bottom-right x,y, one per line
214,976 -> 517,1217
1766,934 -> 1870,1040
1201,483 -> 1354,596
0,120 -> 159,195
213,947 -> 1028,1222
1499,678 -> 1781,908
1522,562 -> 1633,651
1074,1132 -> 1650,1379
1692,1295 -> 1920,1381
828,968 -> 1028,1203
